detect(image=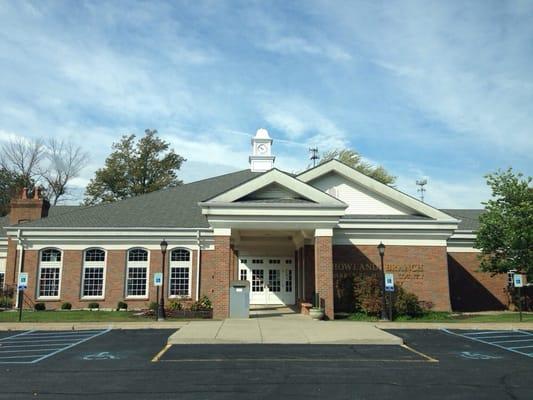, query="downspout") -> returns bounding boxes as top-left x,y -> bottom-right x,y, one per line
196,230 -> 201,301
15,229 -> 23,308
